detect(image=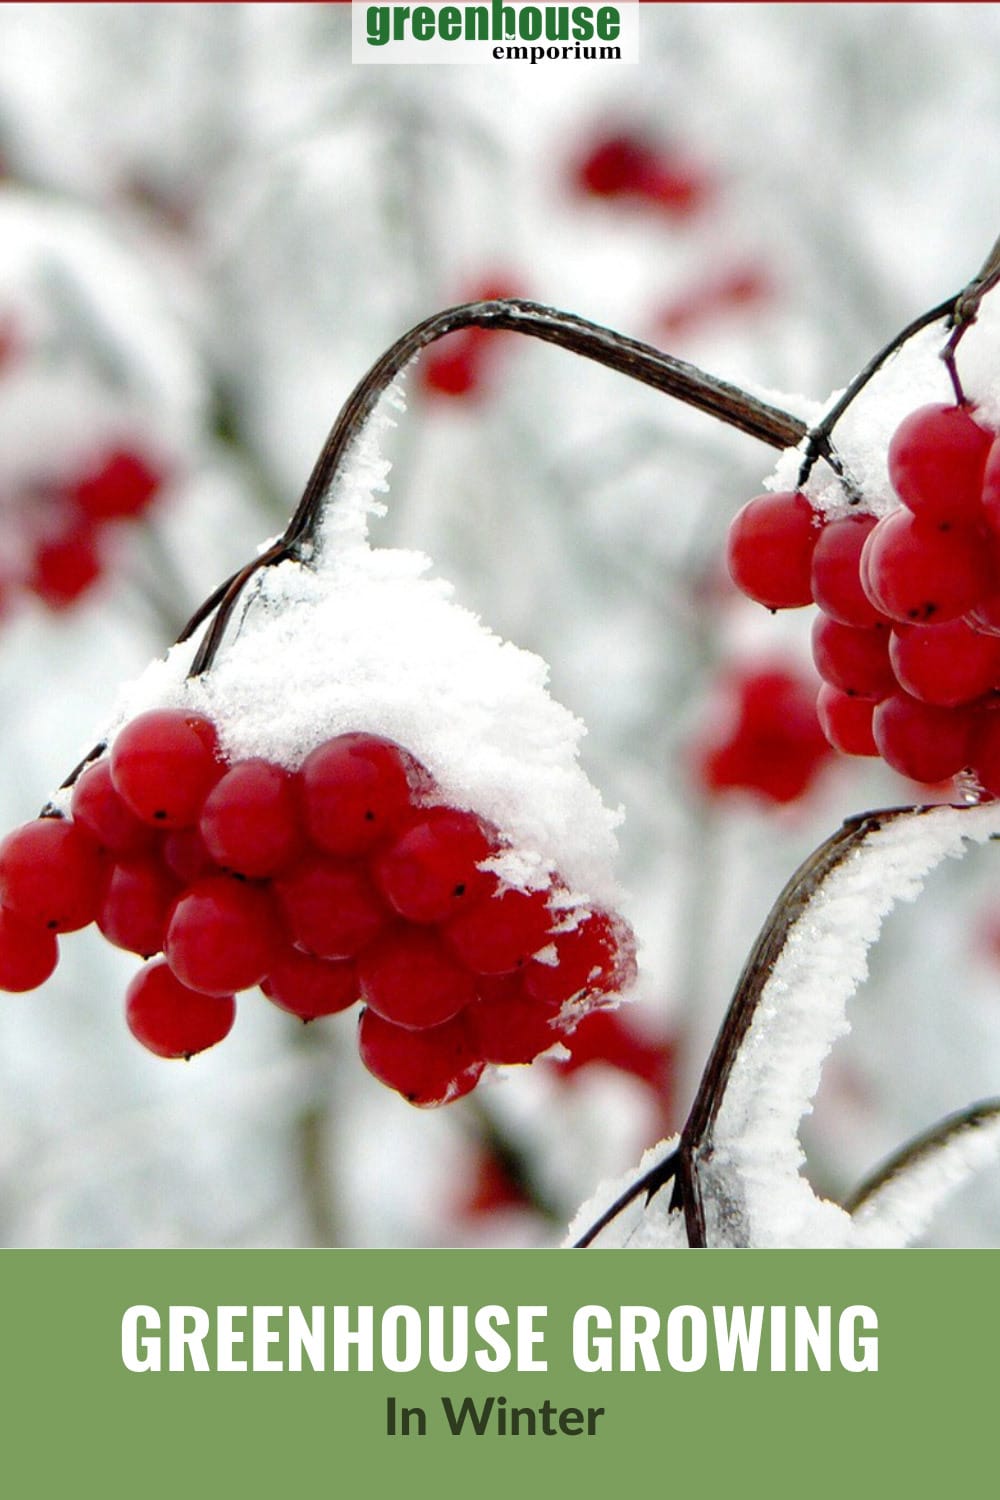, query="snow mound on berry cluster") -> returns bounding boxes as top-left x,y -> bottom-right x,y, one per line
89,390 -> 625,908
767,288 -> 1000,522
